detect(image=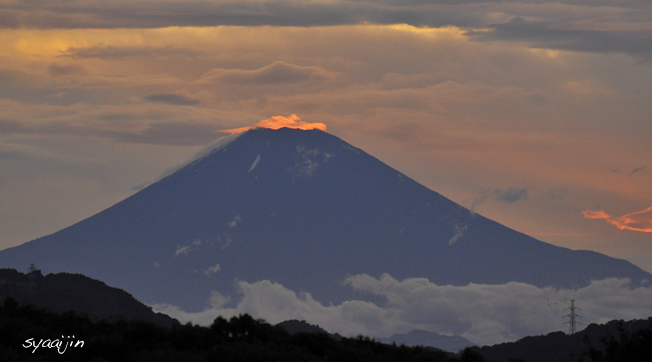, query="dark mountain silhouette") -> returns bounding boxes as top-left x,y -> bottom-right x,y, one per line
472,317 -> 652,362
0,267 -> 177,327
0,128 -> 649,312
